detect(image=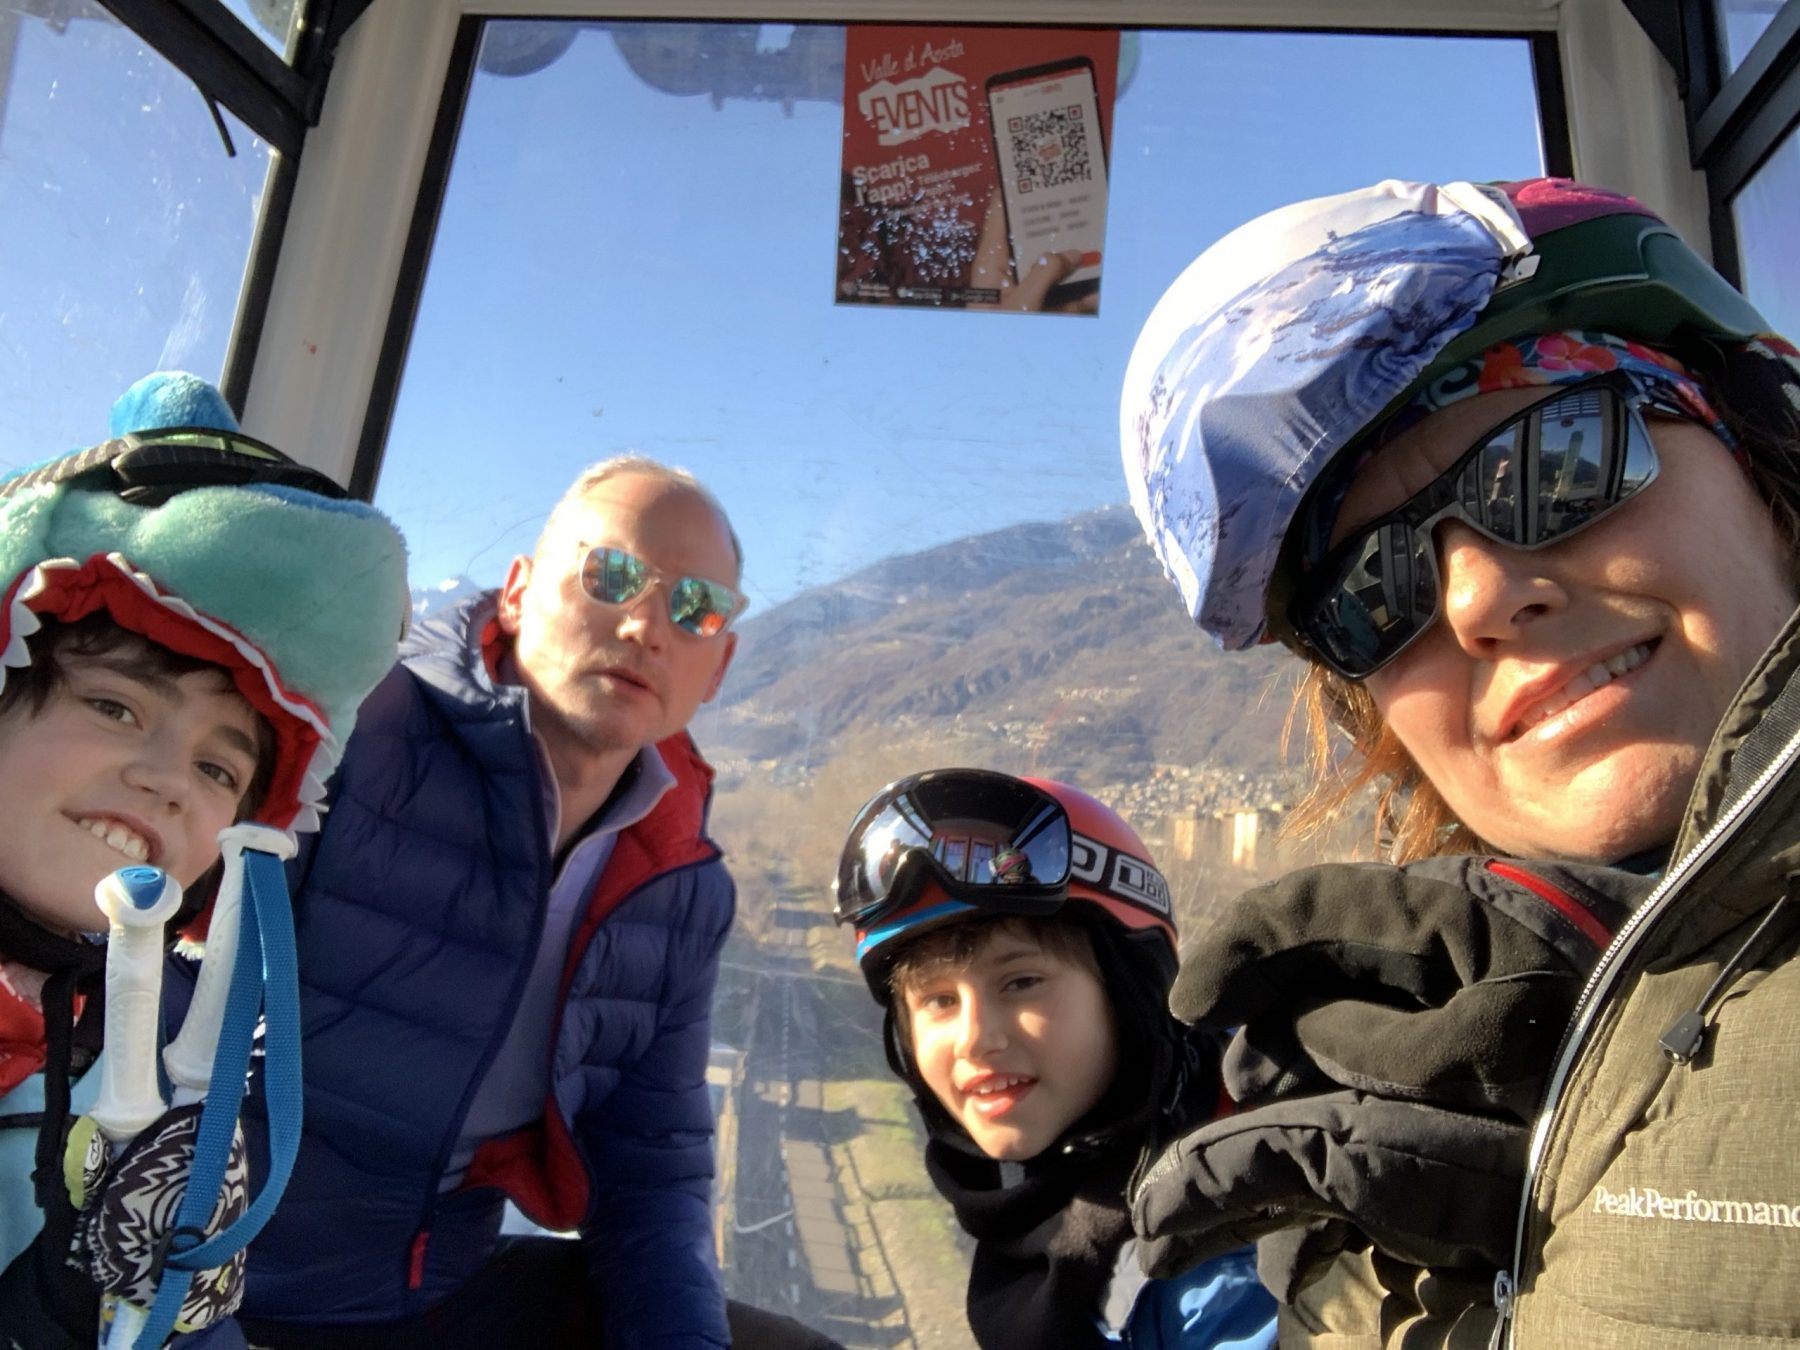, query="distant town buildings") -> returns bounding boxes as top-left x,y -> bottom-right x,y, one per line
1094,763 -> 1296,874
706,734 -> 1304,875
